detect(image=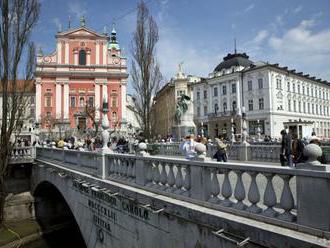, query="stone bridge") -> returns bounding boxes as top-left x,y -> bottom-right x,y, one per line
30,146 -> 330,248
